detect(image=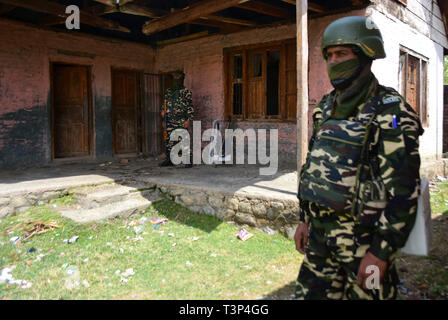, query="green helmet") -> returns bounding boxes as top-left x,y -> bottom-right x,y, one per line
322,16 -> 386,60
